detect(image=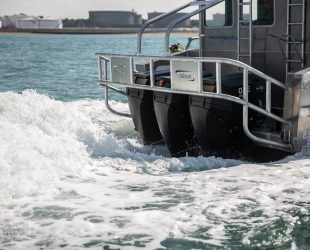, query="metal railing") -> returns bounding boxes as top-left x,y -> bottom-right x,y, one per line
136,0 -> 224,55
185,37 -> 199,50
164,5 -> 208,54
97,53 -> 292,150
